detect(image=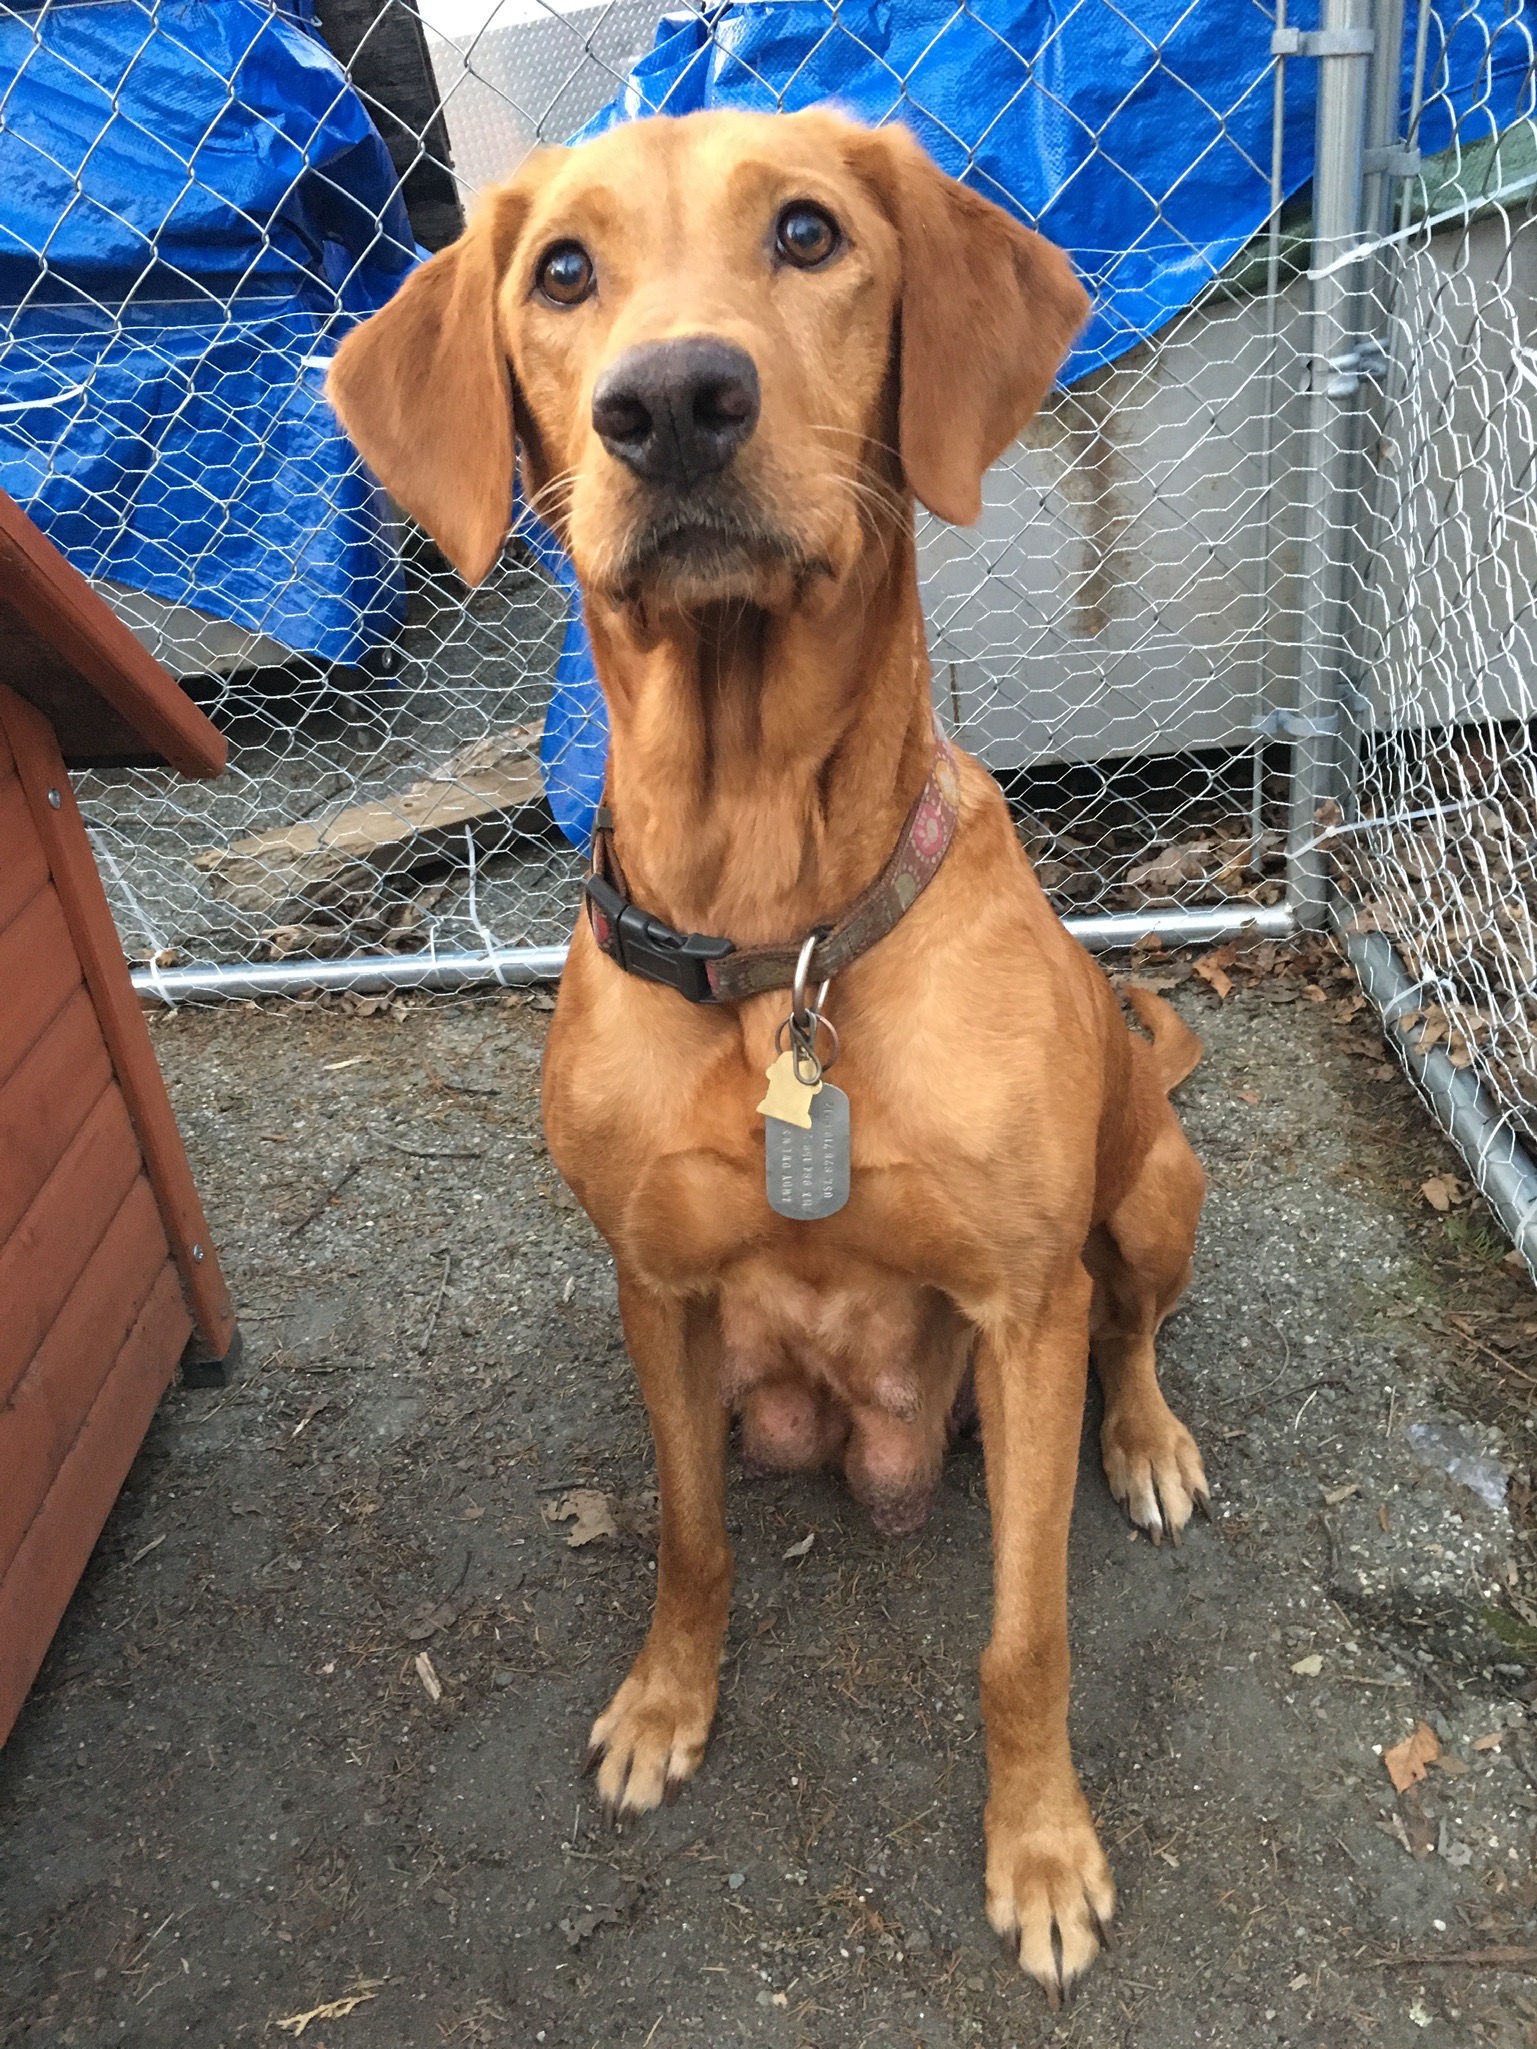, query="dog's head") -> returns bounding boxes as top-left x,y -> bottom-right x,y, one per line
329,110 -> 1087,612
